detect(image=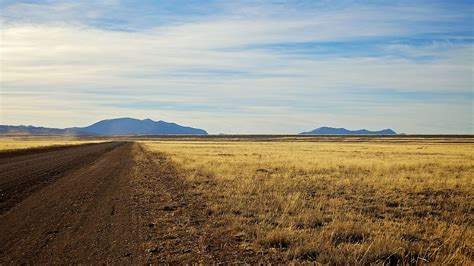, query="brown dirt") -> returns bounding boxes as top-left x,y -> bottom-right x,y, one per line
0,142 -> 255,264
0,142 -> 122,214
0,142 -> 104,159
